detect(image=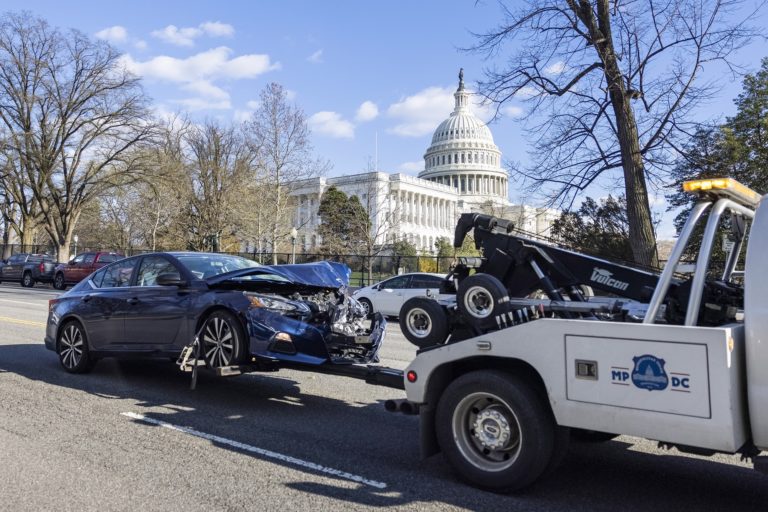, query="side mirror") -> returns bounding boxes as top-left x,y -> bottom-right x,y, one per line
156,272 -> 187,287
